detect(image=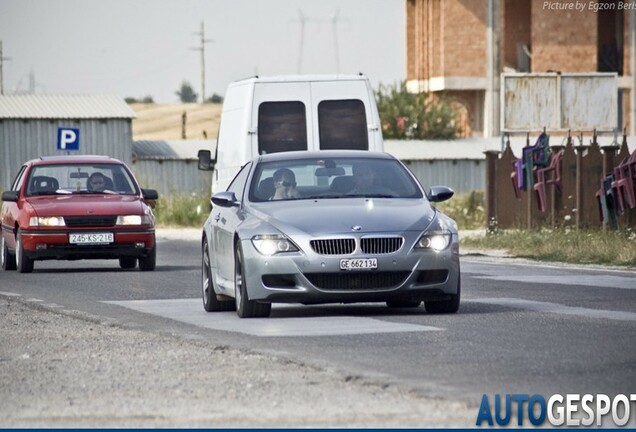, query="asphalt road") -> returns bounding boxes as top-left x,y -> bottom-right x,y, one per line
1,231 -> 635,409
